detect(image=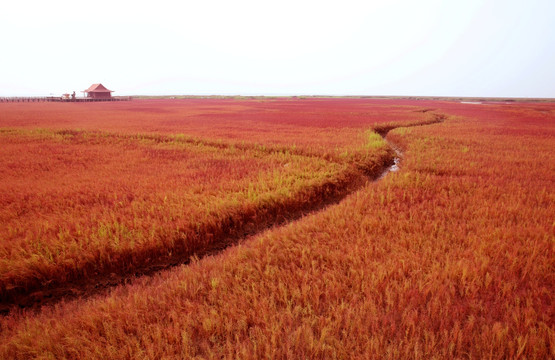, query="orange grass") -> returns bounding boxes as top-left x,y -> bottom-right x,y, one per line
0,127 -> 394,301
0,98 -> 438,156
1,100 -> 553,358
0,99 -> 438,301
